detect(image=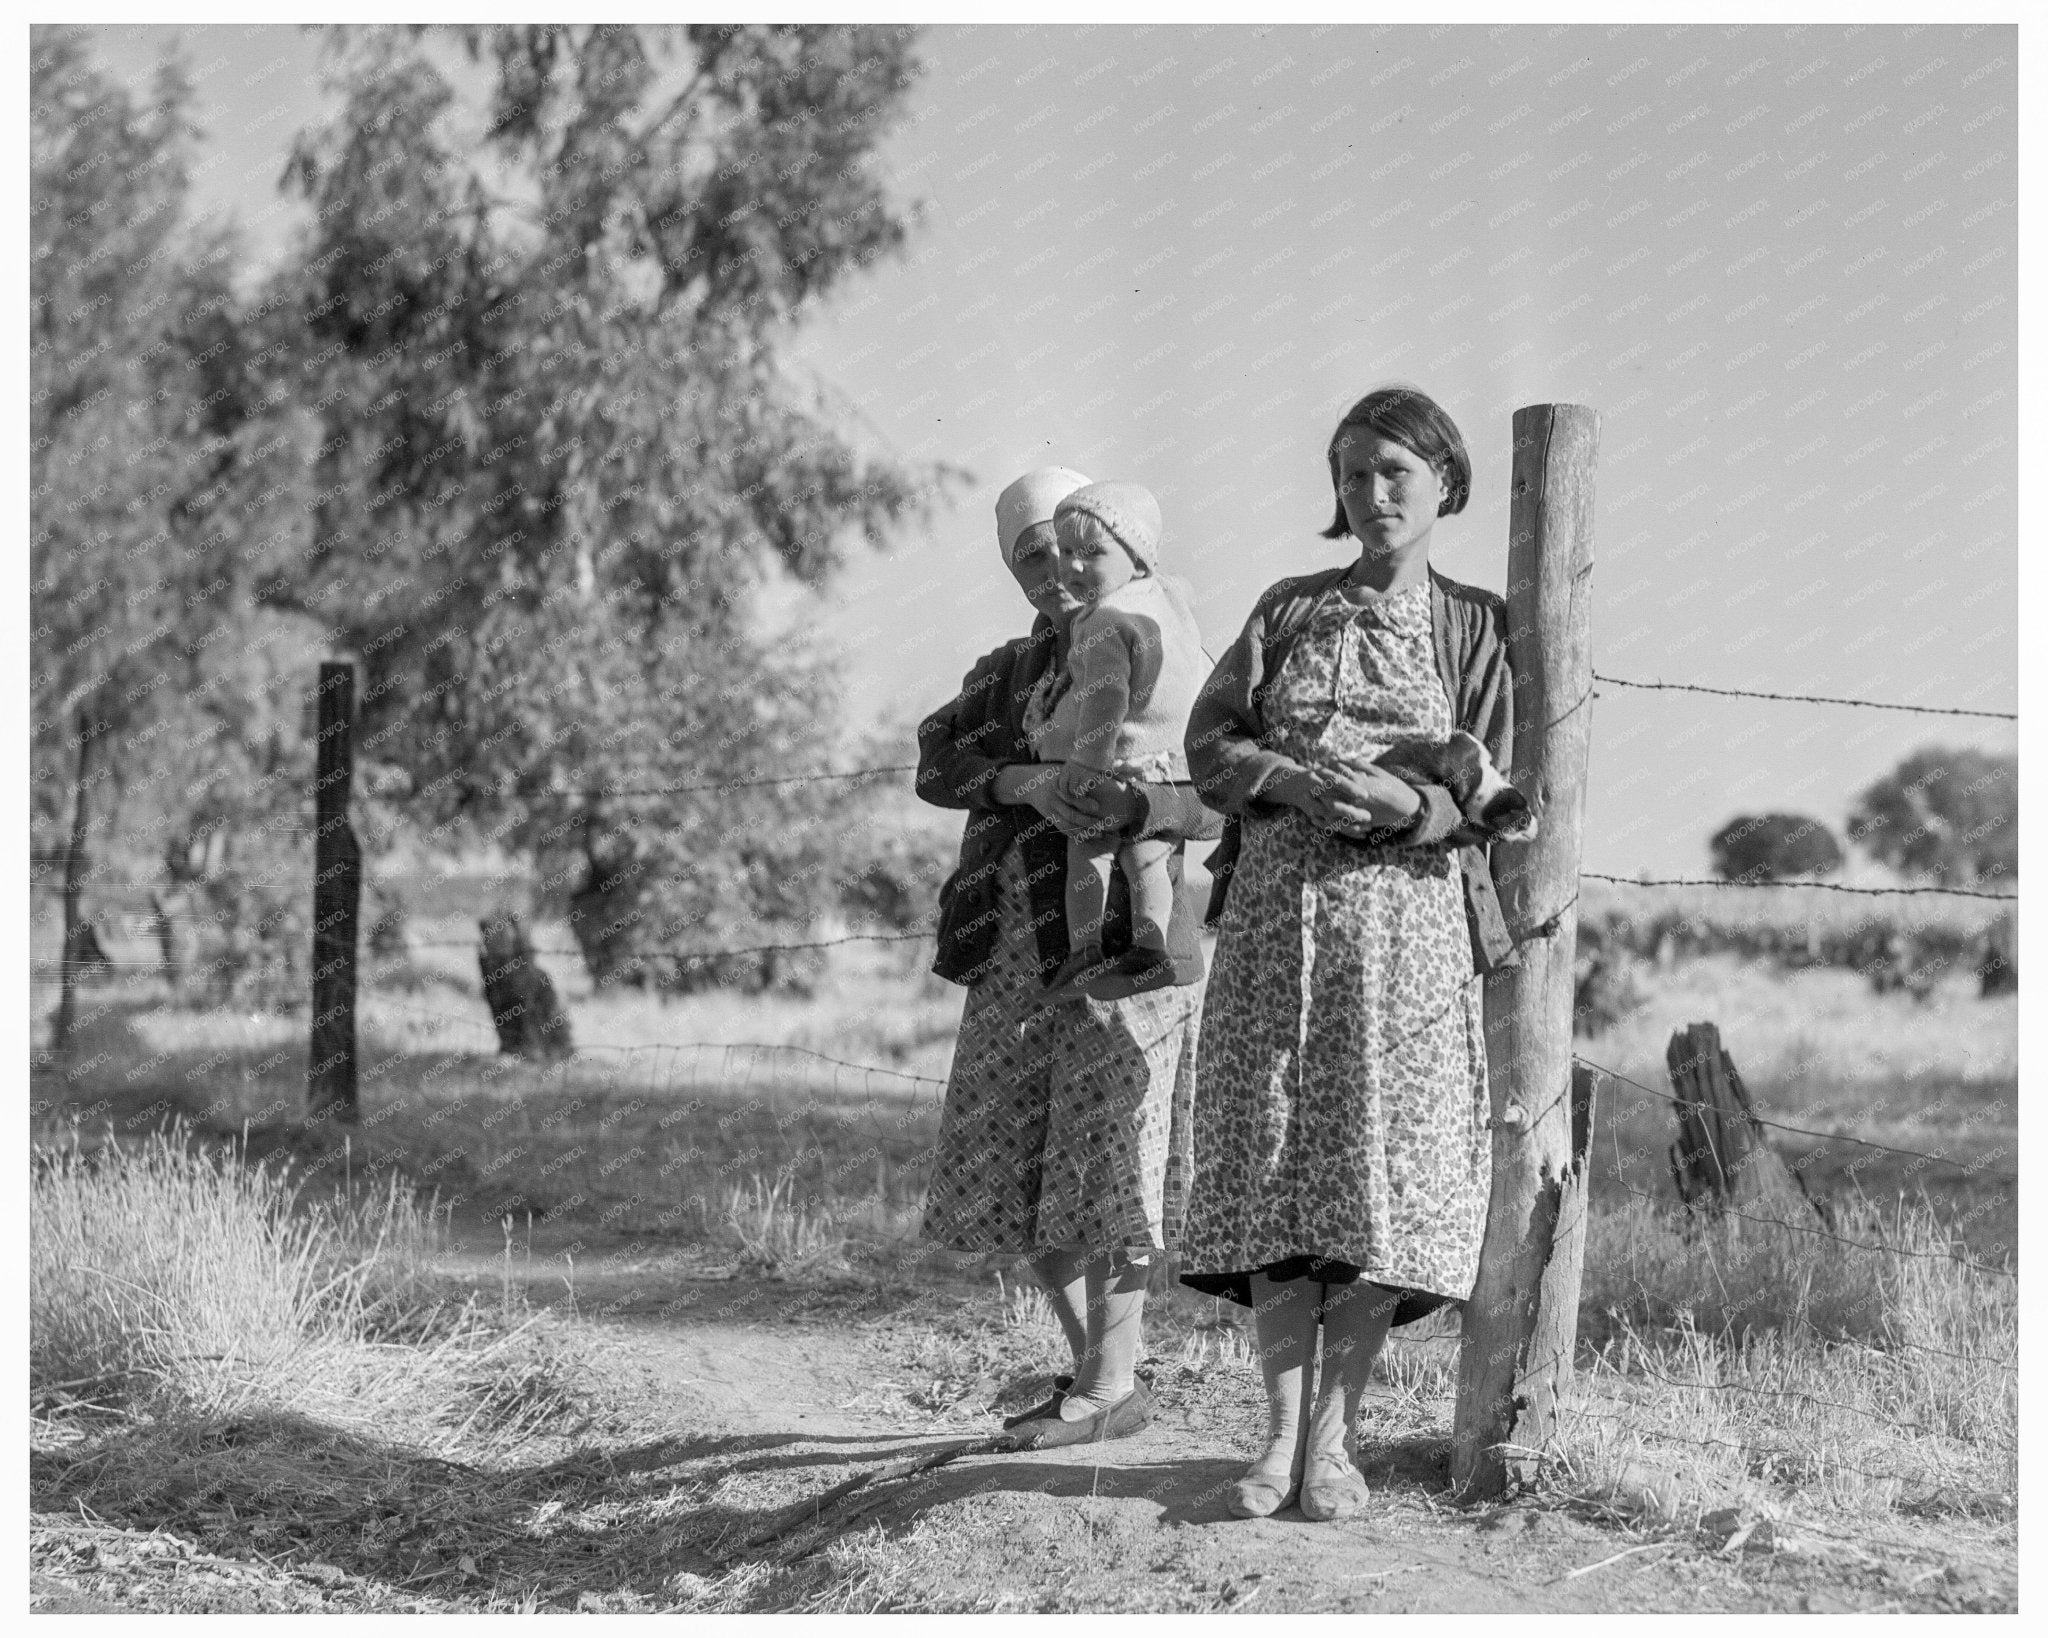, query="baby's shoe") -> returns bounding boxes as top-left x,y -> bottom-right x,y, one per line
1083,945 -> 1175,1001
1044,943 -> 1112,999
